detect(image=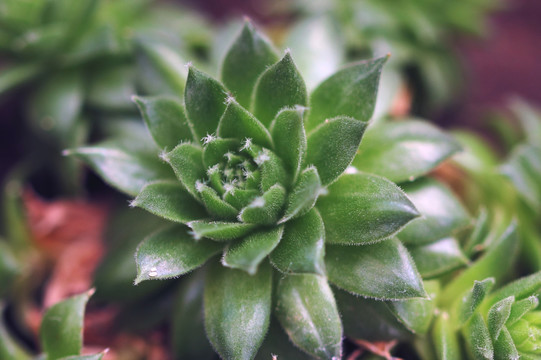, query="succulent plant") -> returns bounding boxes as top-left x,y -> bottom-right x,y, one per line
65,21 -> 451,359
